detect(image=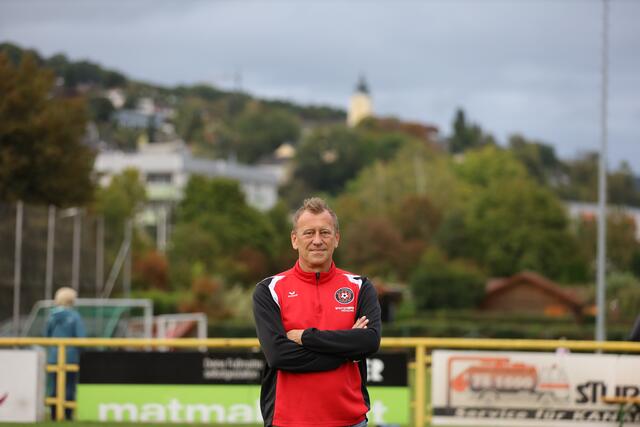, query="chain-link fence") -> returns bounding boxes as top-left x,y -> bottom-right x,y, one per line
0,201 -> 131,334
